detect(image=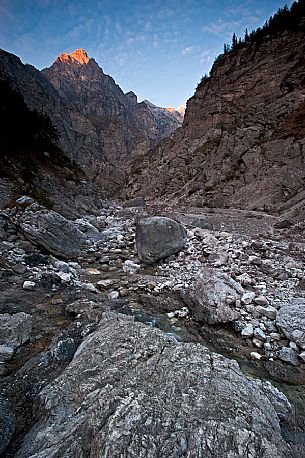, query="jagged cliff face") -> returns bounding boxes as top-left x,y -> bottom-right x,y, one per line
0,49 -> 76,158
127,29 -> 305,216
0,48 -> 183,195
42,49 -> 183,190
136,100 -> 184,139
